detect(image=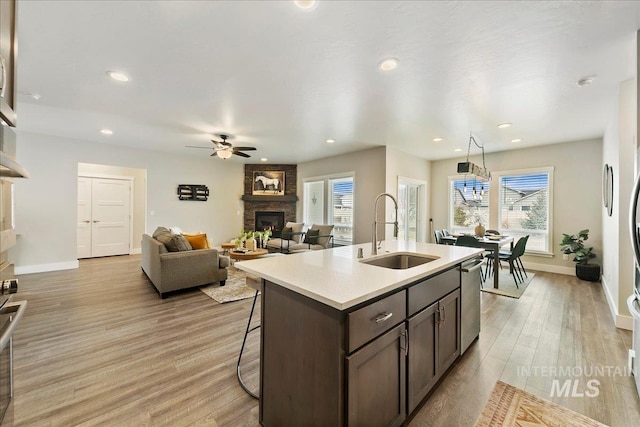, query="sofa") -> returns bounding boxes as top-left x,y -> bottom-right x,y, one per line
141,230 -> 229,298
